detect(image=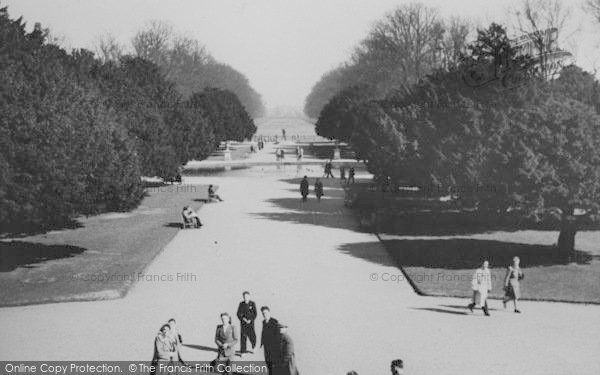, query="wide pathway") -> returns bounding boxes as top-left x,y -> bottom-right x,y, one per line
1,173 -> 599,375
